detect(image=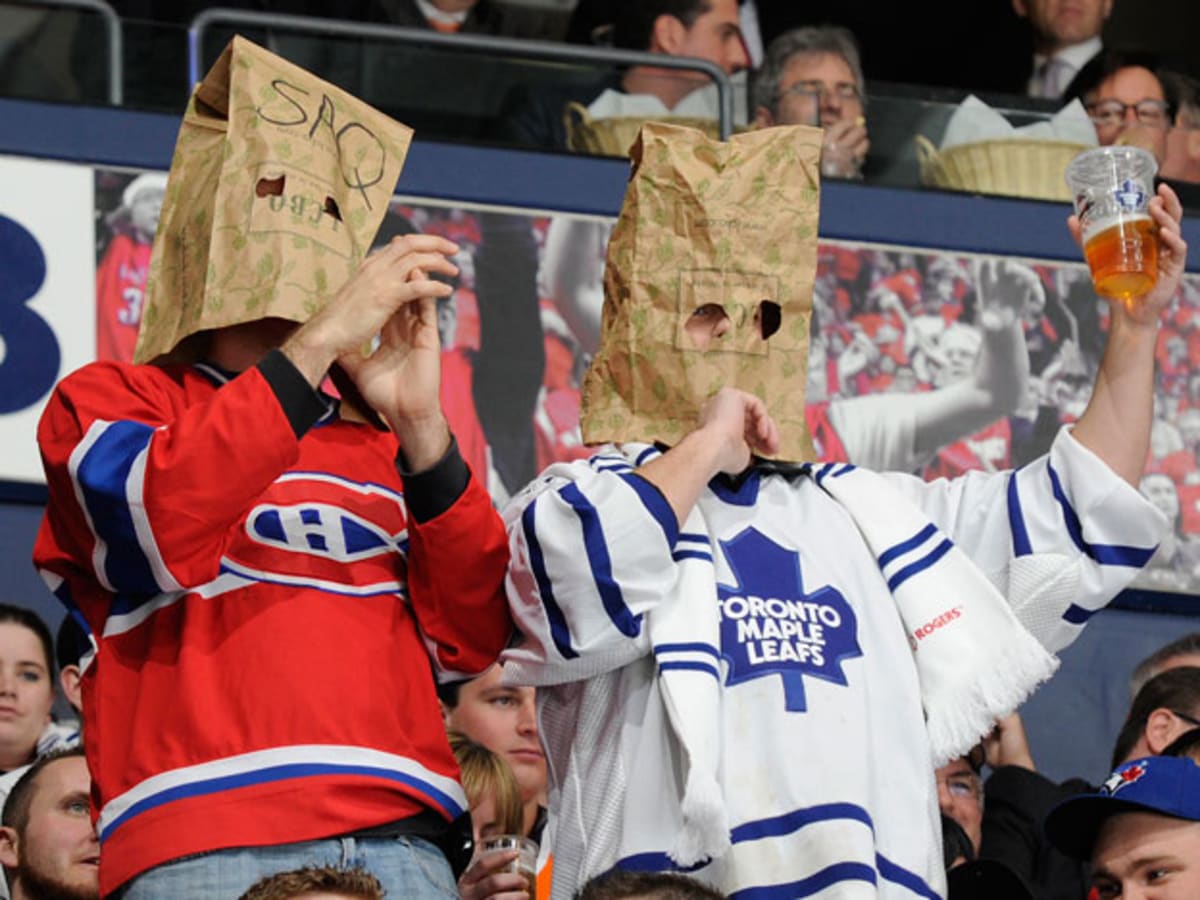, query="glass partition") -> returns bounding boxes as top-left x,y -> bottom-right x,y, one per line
3,1 -> 1195,208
